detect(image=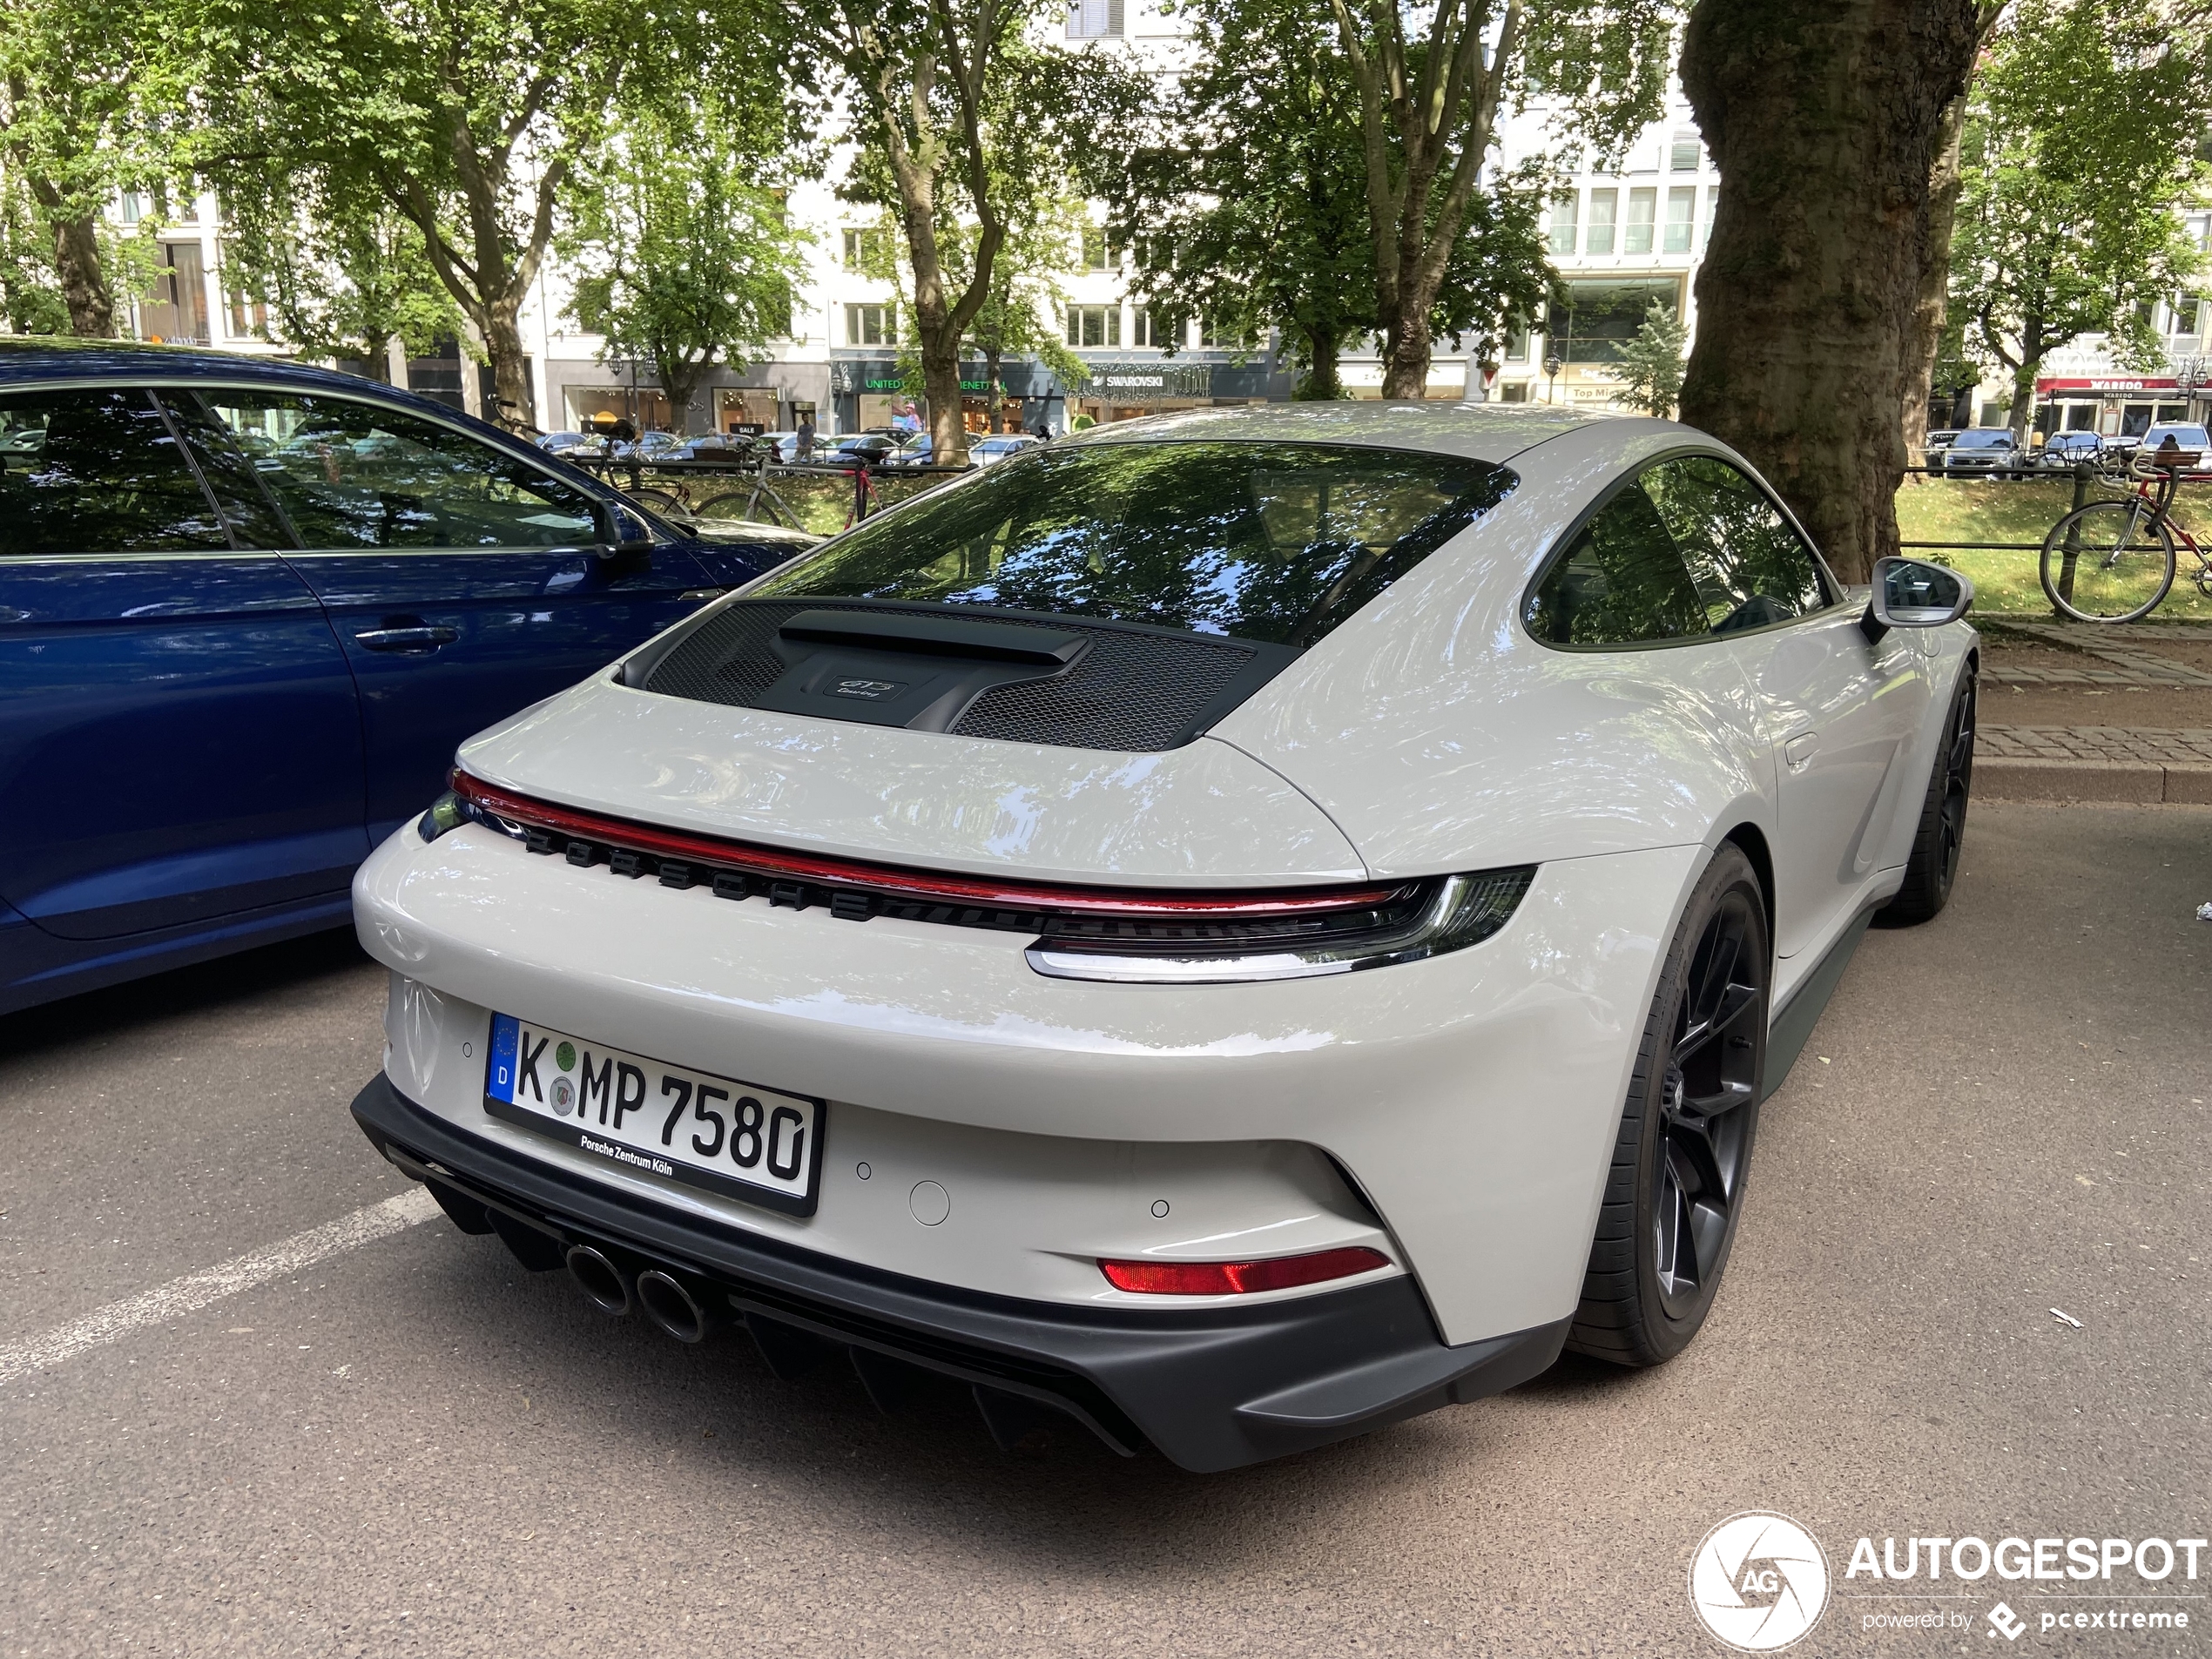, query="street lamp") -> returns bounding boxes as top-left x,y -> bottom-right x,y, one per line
1543,353 -> 1562,405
